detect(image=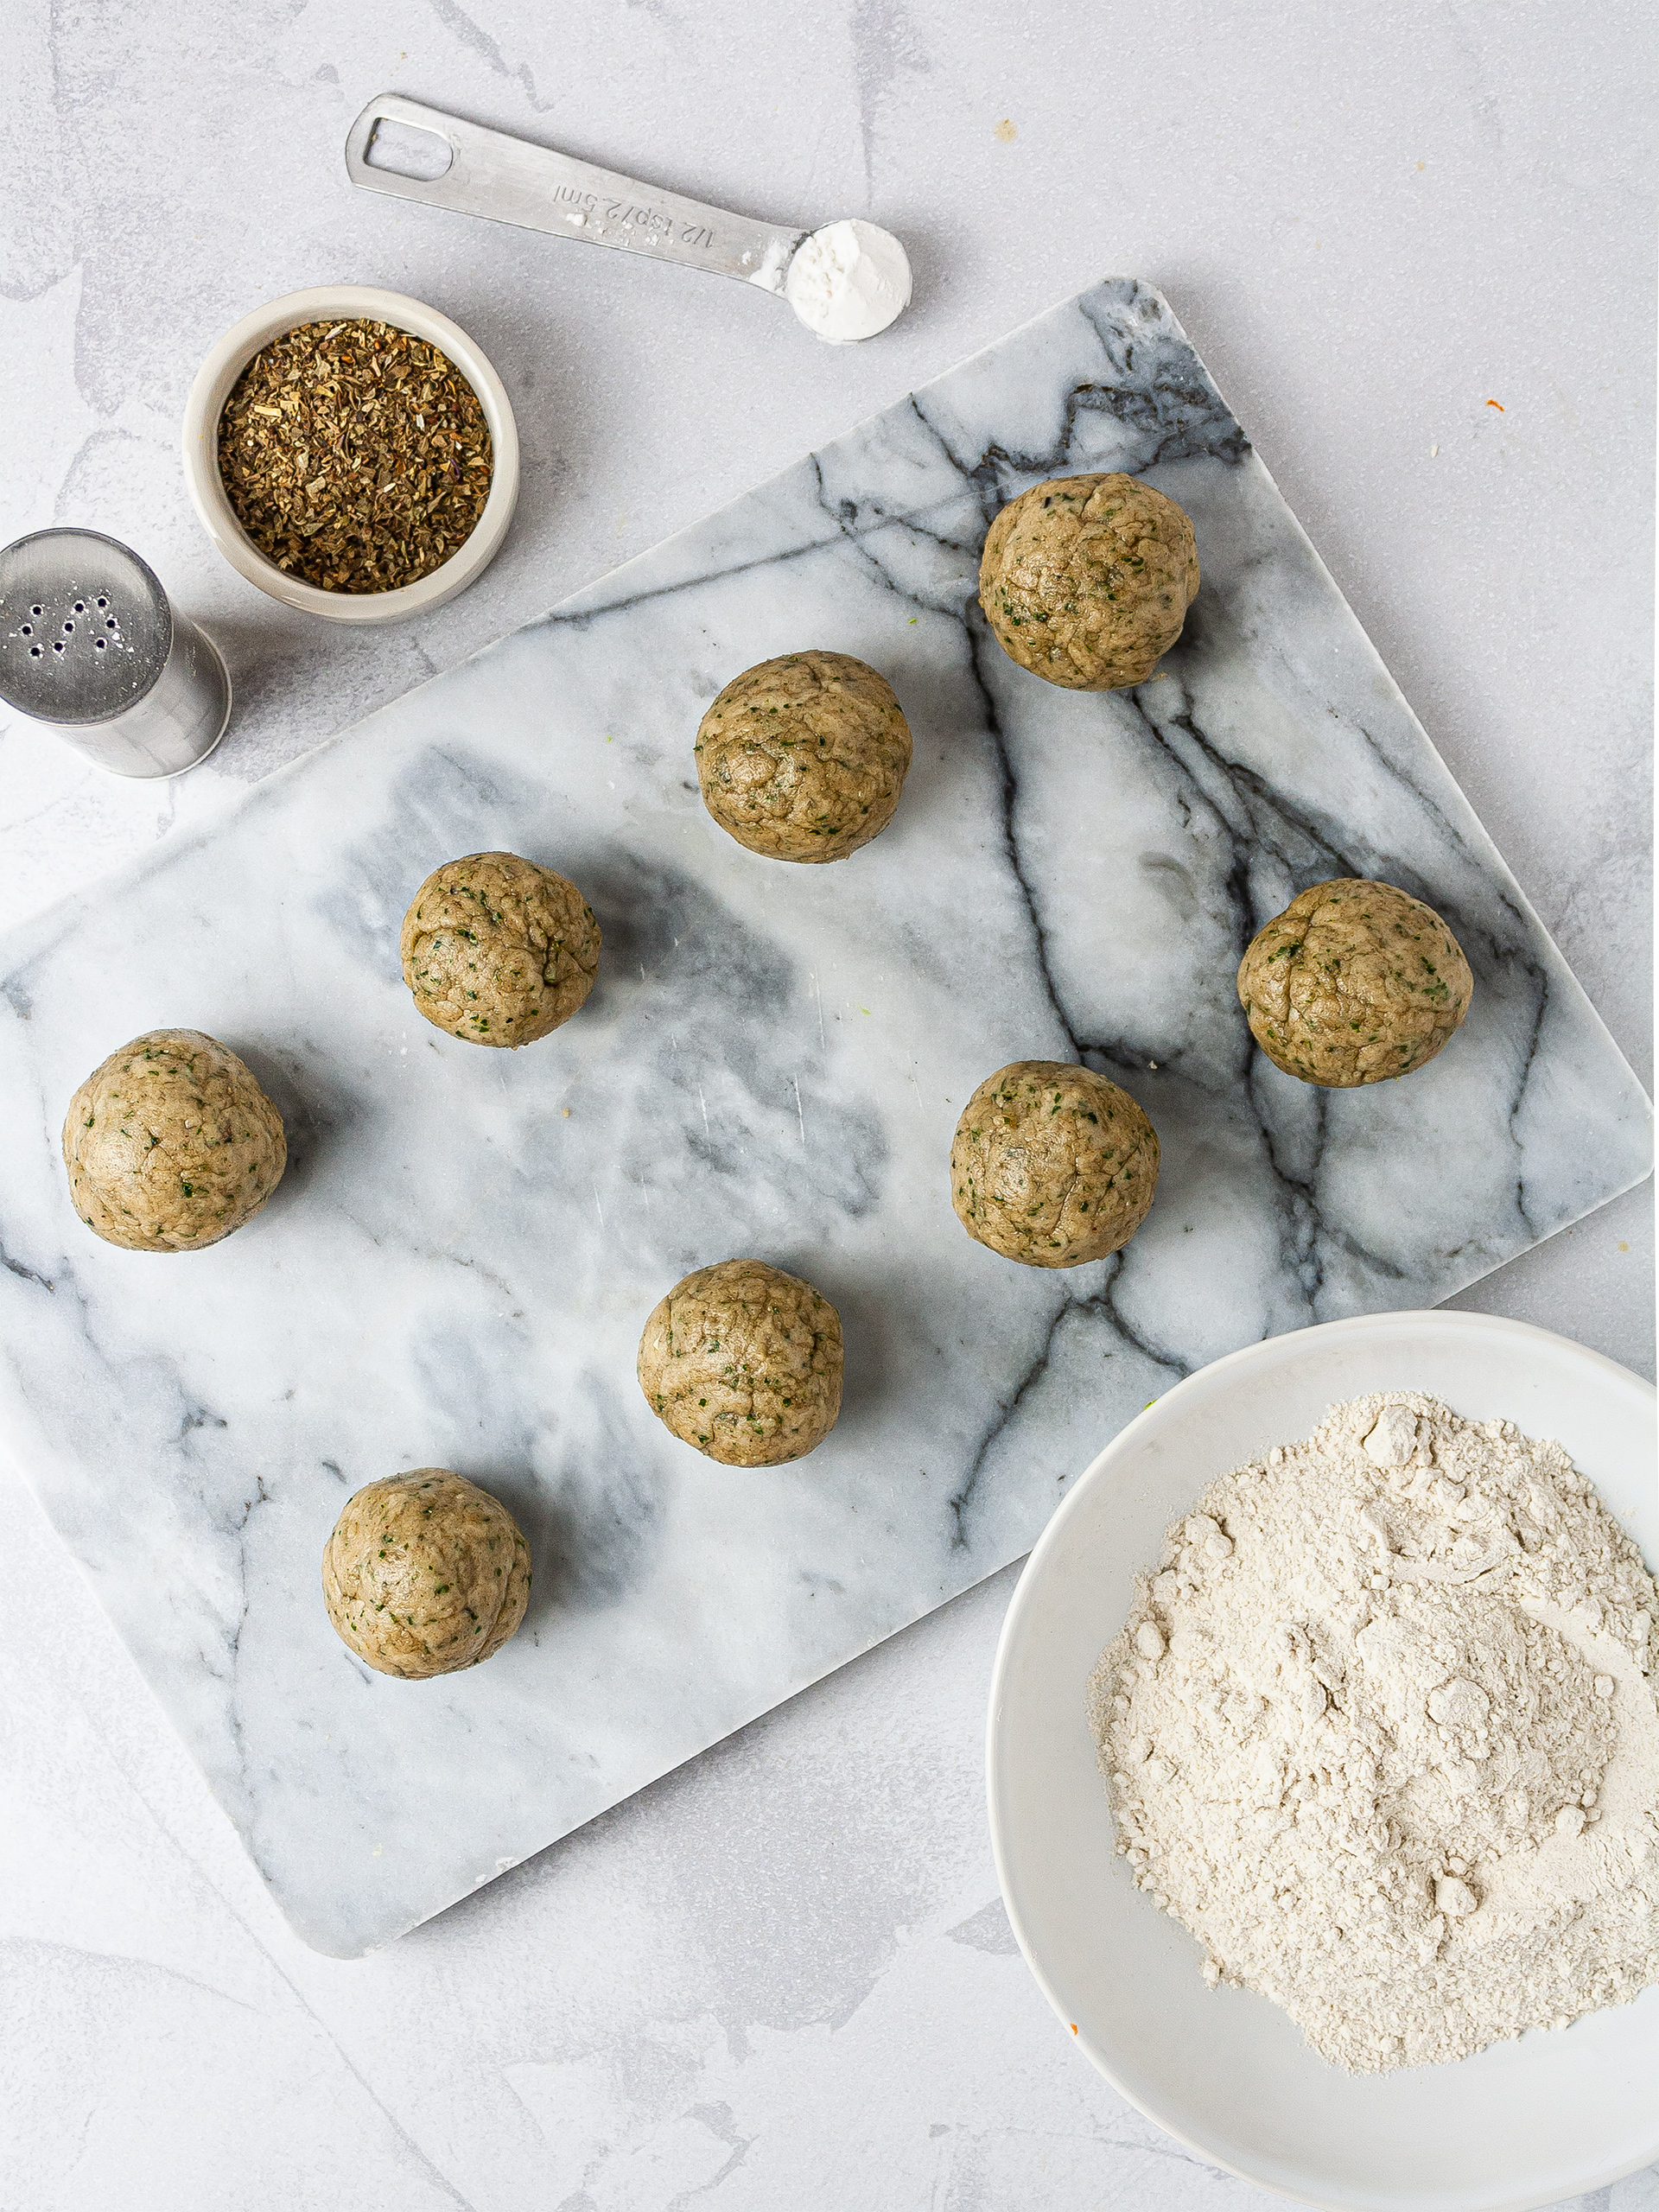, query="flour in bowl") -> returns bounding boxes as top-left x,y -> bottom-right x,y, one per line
1088,1392 -> 1659,2071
